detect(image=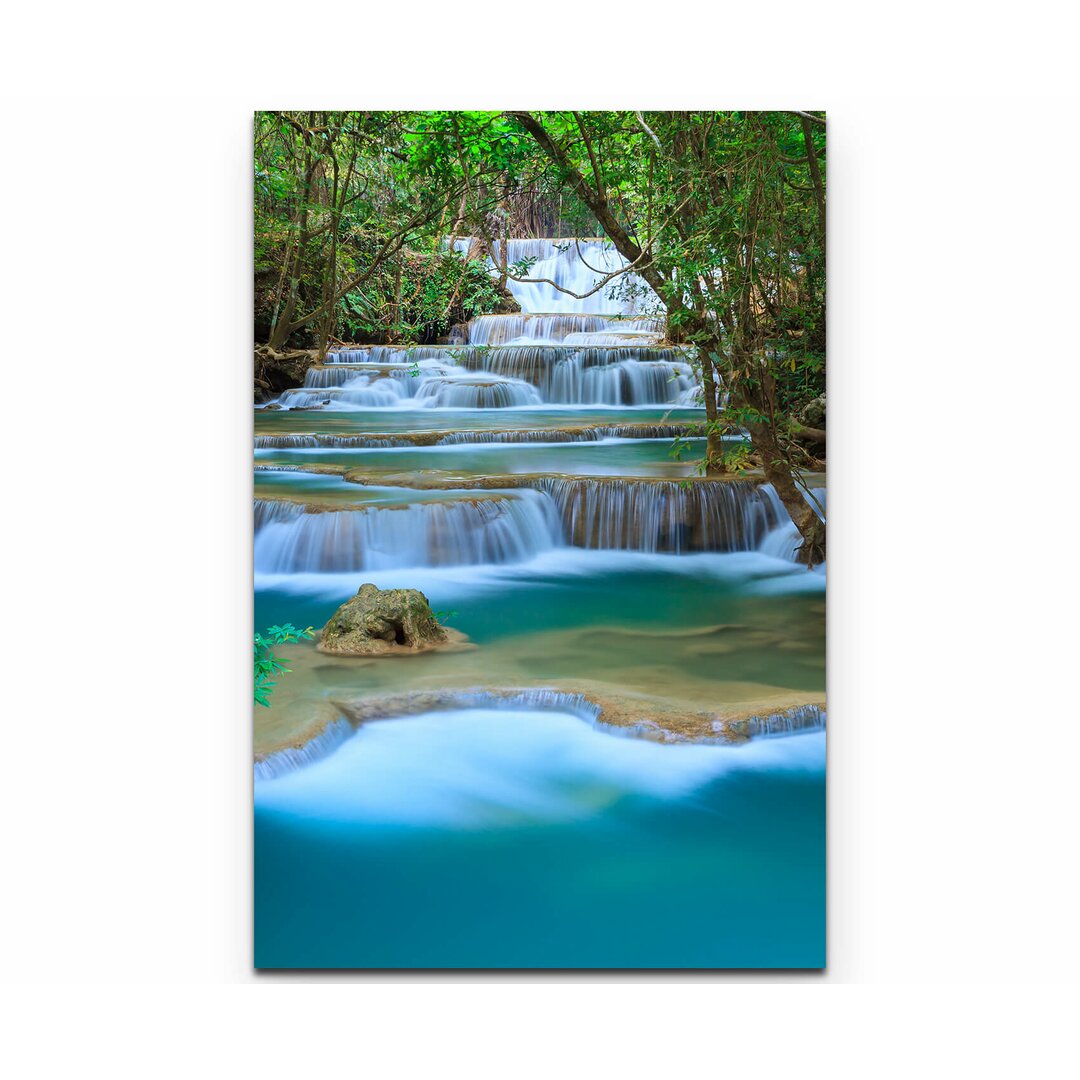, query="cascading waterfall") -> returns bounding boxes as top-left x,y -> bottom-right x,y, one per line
266,241 -> 704,409
758,487 -> 827,561
283,346 -> 695,409
412,373 -> 542,409
552,357 -> 693,406
454,238 -> 657,316
253,492 -> 563,573
277,377 -> 413,409
254,200 -> 826,974
255,434 -> 416,448
539,479 -> 787,553
324,345 -> 451,364
303,365 -> 430,389
255,718 -> 355,780
253,475 -> 810,571
464,313 -> 664,345
455,344 -> 694,406
561,332 -> 660,346
258,236 -> 815,570
740,705 -> 827,739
